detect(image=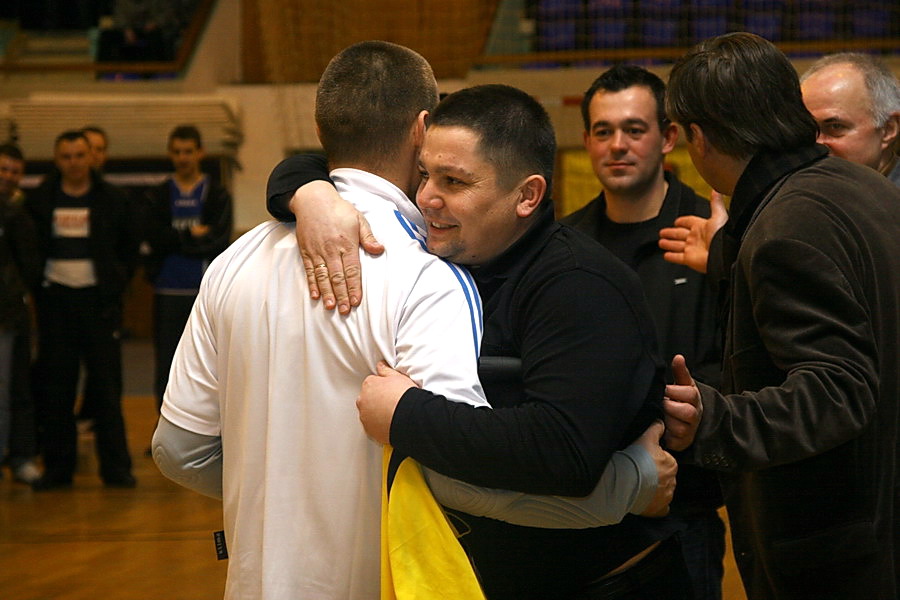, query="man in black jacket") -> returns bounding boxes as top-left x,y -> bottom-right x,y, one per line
561,65 -> 724,600
662,33 -> 900,599
0,143 -> 42,484
26,130 -> 140,490
275,85 -> 691,599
